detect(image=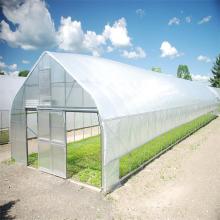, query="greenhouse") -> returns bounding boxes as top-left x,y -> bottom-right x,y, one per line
11,51 -> 220,193
0,76 -> 25,144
